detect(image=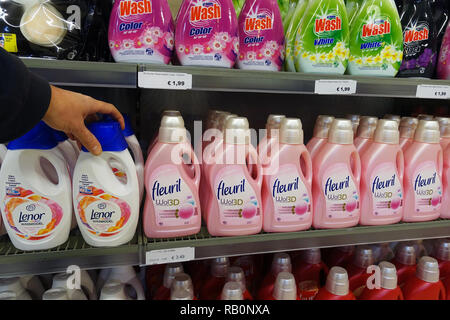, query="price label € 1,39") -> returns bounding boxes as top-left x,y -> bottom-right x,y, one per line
145,247 -> 195,265
138,71 -> 192,90
315,80 -> 357,95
